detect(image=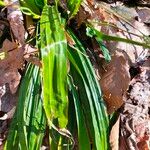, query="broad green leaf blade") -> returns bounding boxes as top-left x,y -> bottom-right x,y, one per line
67,0 -> 82,19
34,0 -> 45,9
67,30 -> 109,150
4,64 -> 46,150
68,76 -> 91,150
40,5 -> 68,128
